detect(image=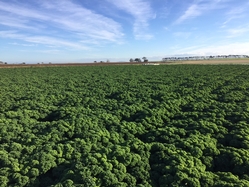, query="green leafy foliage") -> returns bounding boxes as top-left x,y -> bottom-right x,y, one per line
1,65 -> 249,186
